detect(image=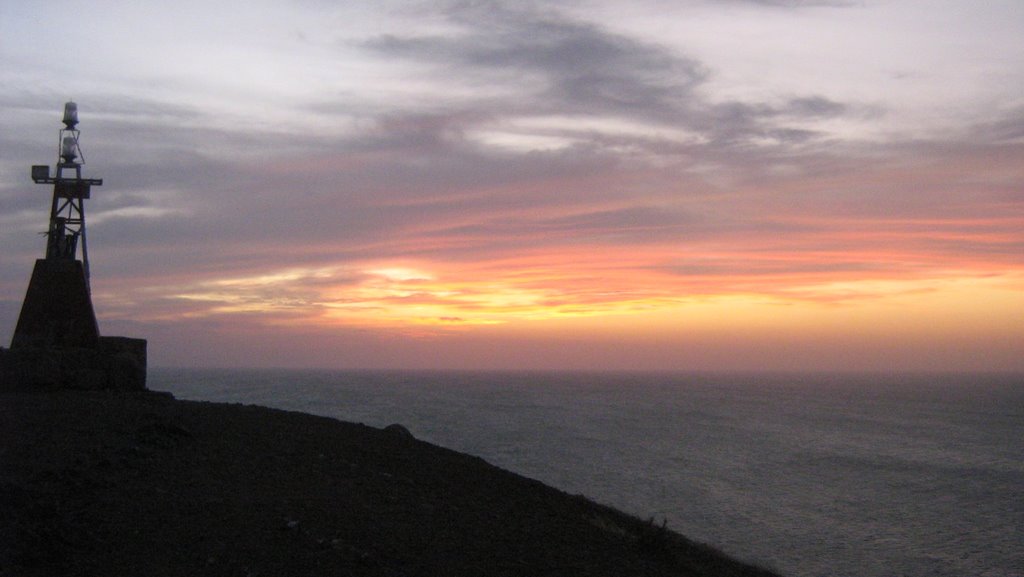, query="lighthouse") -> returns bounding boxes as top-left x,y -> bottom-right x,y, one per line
11,102 -> 103,349
3,102 -> 147,390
